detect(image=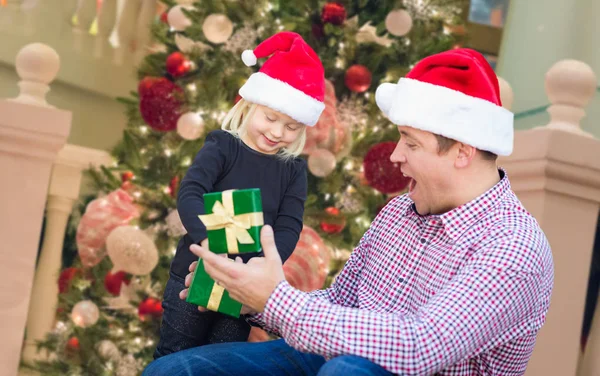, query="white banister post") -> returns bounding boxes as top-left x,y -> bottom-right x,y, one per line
498,61 -> 600,376
22,145 -> 112,363
0,43 -> 71,376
